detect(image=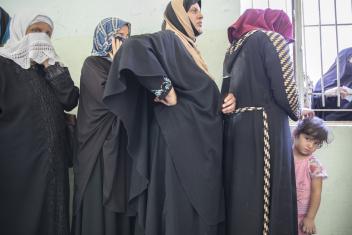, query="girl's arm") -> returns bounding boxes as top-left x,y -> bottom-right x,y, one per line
301,177 -> 323,234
